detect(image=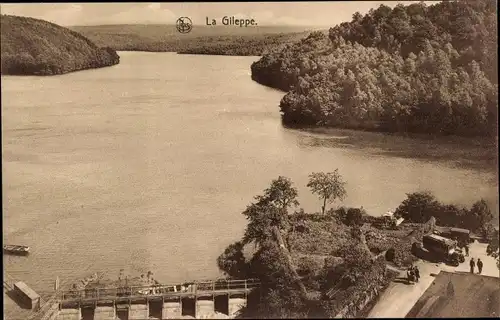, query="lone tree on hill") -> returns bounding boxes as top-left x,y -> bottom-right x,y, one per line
242,176 -> 300,246
307,170 -> 347,215
256,176 -> 300,213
